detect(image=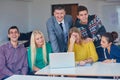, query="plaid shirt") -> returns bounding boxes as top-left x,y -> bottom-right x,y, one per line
75,15 -> 106,47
